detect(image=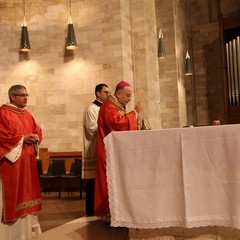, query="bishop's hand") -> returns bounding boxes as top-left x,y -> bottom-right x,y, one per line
134,102 -> 143,113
